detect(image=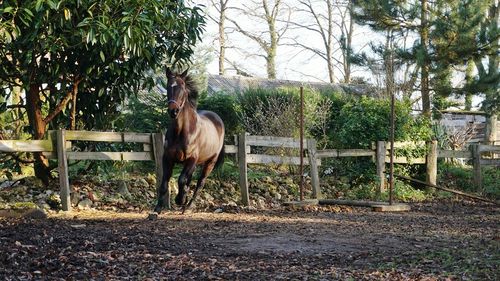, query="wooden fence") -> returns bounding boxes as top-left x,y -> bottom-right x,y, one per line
1,130 -> 499,210
230,133 -> 499,205
235,134 -> 321,205
0,130 -> 164,211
